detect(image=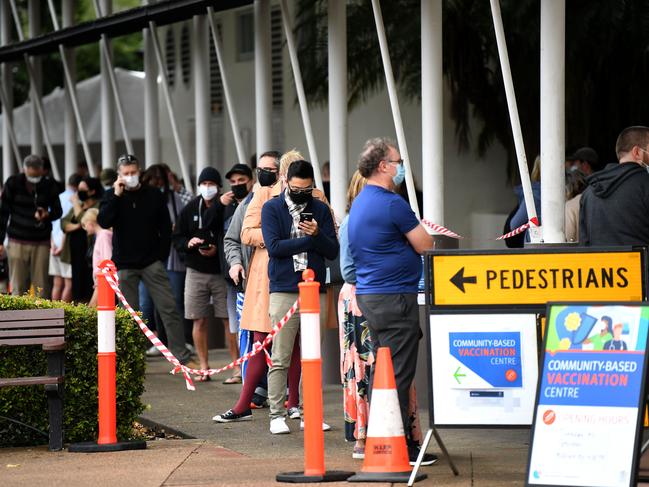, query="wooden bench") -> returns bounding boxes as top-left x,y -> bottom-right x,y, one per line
0,309 -> 65,451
